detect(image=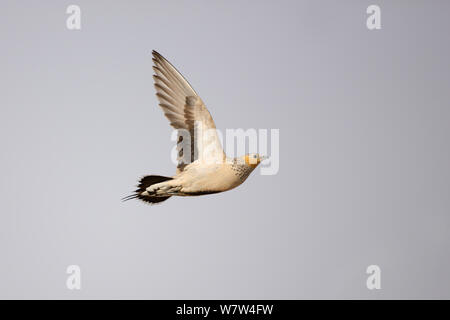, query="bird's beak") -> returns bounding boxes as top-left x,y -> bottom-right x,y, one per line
259,155 -> 269,162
